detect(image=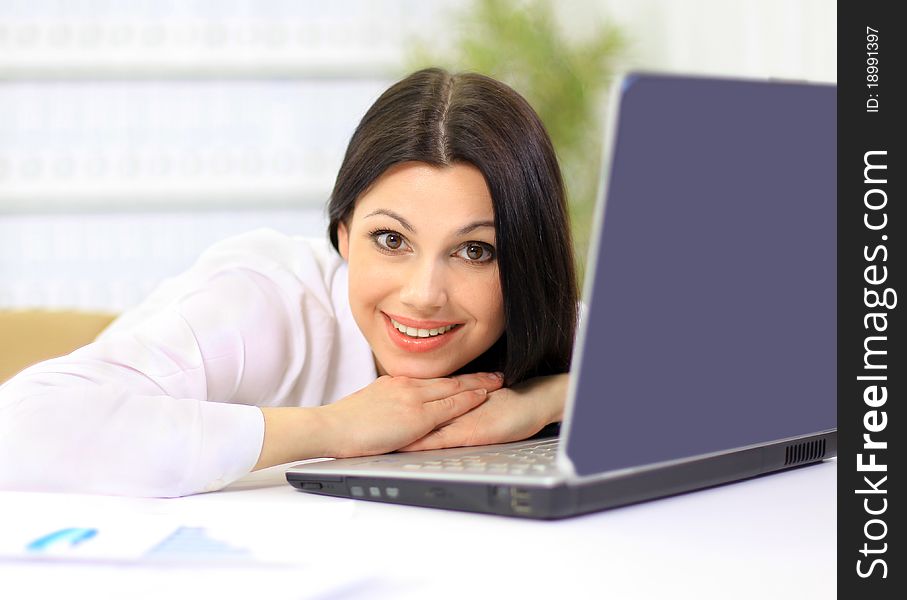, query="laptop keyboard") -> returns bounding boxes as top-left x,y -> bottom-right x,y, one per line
400,439 -> 559,476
